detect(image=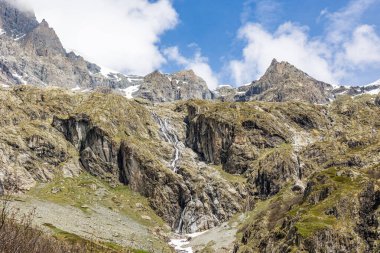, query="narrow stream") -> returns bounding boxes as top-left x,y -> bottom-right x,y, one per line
152,113 -> 181,173
152,113 -> 201,252
169,231 -> 208,253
